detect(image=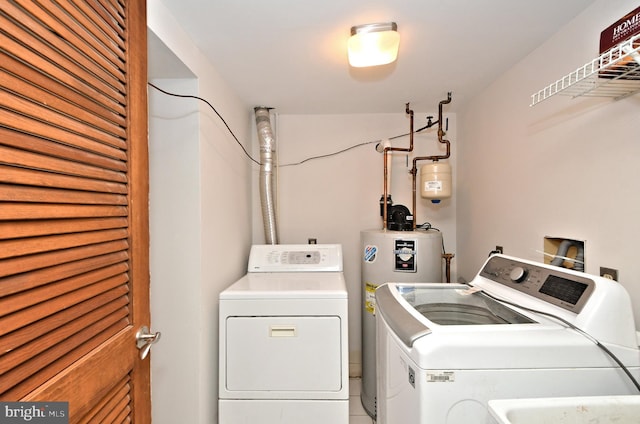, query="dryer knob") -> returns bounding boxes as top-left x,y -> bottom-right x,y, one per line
509,266 -> 528,283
